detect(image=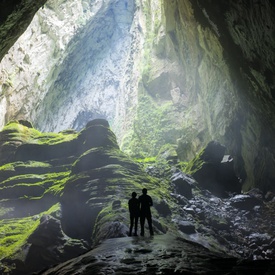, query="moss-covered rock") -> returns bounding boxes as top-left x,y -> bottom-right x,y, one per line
0,120 -> 118,266
0,119 -> 177,273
